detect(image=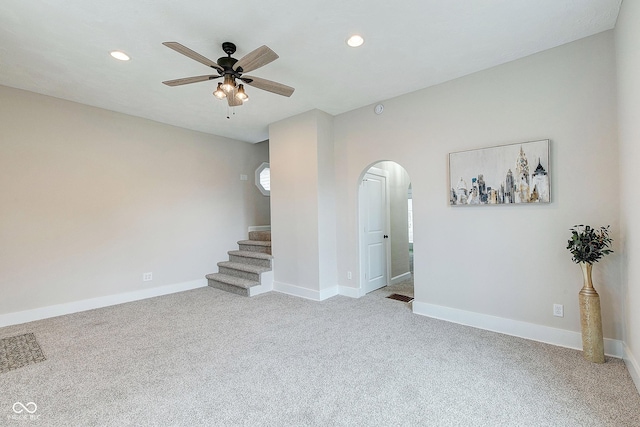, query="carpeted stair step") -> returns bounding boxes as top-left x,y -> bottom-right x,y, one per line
206,273 -> 259,297
228,250 -> 273,268
238,239 -> 272,255
248,230 -> 271,241
217,261 -> 270,282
